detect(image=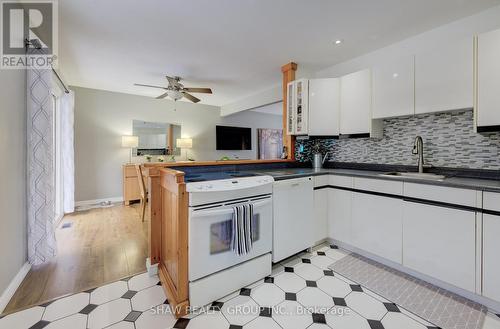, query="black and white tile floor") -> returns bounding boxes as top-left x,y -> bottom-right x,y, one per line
2,245 -> 500,329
